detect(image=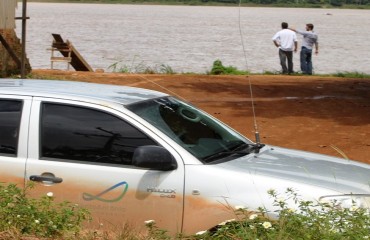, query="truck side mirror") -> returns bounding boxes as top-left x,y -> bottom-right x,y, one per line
132,145 -> 177,171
